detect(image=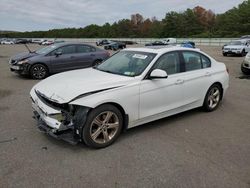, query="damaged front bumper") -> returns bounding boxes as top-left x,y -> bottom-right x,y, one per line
31,89 -> 88,145
33,110 -> 79,145
10,63 -> 30,75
